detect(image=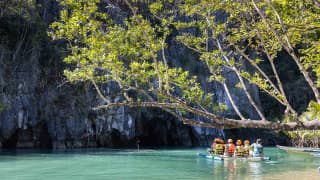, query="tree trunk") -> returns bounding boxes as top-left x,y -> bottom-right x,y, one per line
93,100 -> 320,131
